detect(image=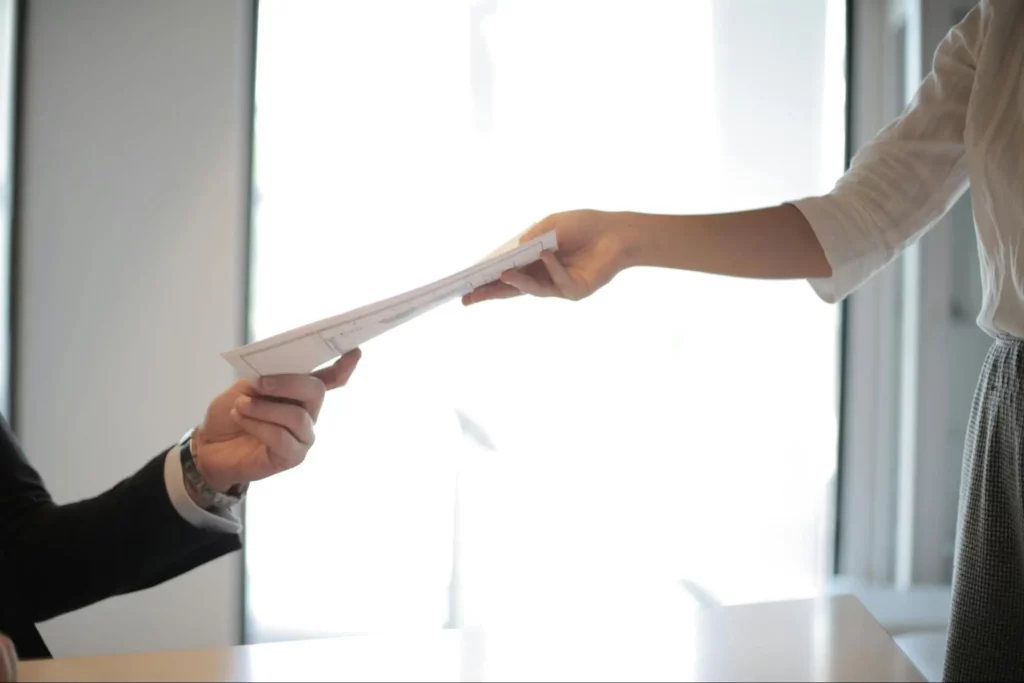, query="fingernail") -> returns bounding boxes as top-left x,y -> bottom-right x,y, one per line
236,395 -> 253,412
